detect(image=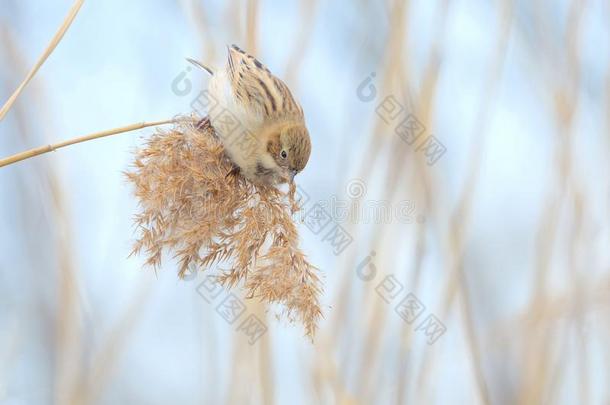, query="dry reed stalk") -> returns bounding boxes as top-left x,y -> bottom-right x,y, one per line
254,299 -> 275,405
126,118 -> 322,338
355,0 -> 415,398
0,0 -> 84,121
414,2 -> 513,403
327,0 -> 413,347
0,33 -> 201,395
0,25 -> 85,403
245,0 -> 259,54
283,0 -> 318,86
0,119 -> 176,167
227,328 -> 252,405
72,284 -> 152,404
178,0 -> 217,66
518,2 -> 585,402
